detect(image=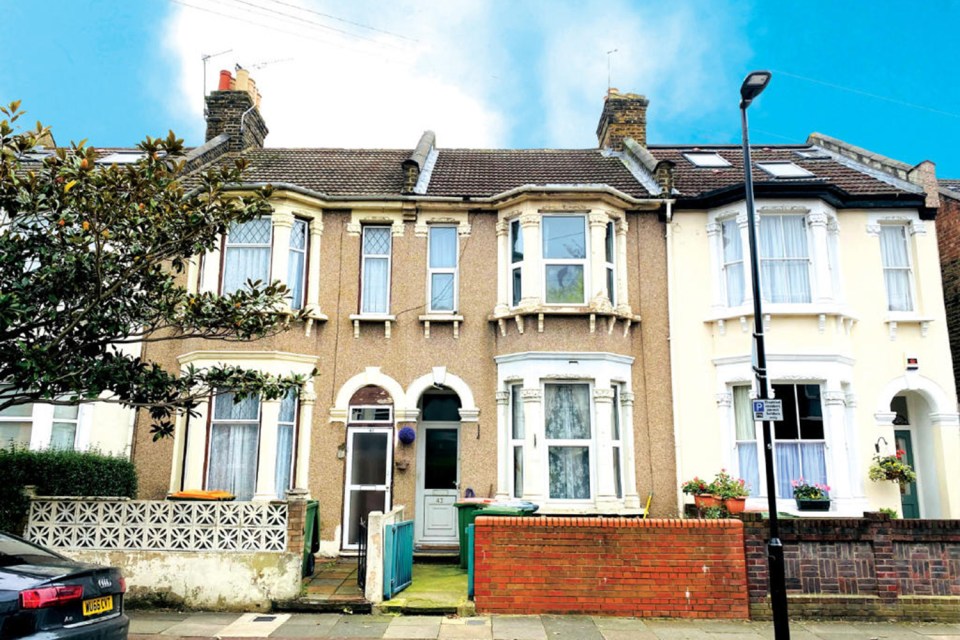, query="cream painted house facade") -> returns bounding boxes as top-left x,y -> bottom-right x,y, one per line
664,154 -> 960,518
